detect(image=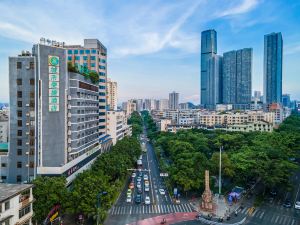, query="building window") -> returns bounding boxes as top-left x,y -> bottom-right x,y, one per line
18,120 -> 22,127
17,149 -> 22,155
99,86 -> 105,90
16,175 -> 22,182
67,50 -> 73,54
17,161 -> 22,168
29,62 -> 34,69
99,92 -> 105,96
80,50 -> 84,54
30,79 -> 35,85
30,100 -> 34,108
101,59 -> 106,63
92,49 -> 97,54
4,201 -> 10,210
29,162 -> 34,168
1,163 -> 6,167
99,65 -> 106,69
17,62 -> 22,69
17,79 -> 22,85
19,204 -> 31,219
17,139 -> 22,146
17,110 -> 22,117
17,91 -> 22,98
30,130 -> 34,136
83,56 -> 87,60
68,56 -> 72,61
90,56 -> 96,60
29,149 -> 34,155
91,63 -> 95,67
30,92 -> 34,98
99,72 -> 105,76
74,50 -> 78,54
85,50 -> 90,54
99,79 -> 105,83
75,56 -> 80,60
18,101 -> 22,107
29,139 -> 34,146
17,130 -> 22,136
